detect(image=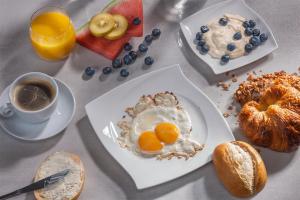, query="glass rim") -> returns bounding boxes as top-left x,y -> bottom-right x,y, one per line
29,5 -> 73,38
